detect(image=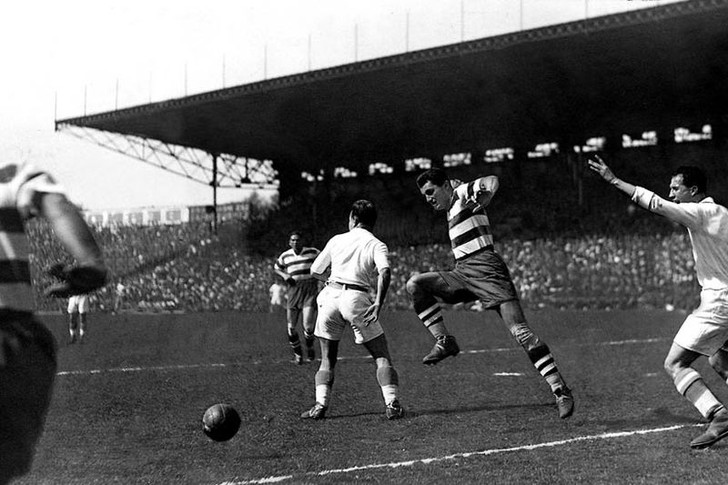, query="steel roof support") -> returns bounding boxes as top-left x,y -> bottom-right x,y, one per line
55,124 -> 278,189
